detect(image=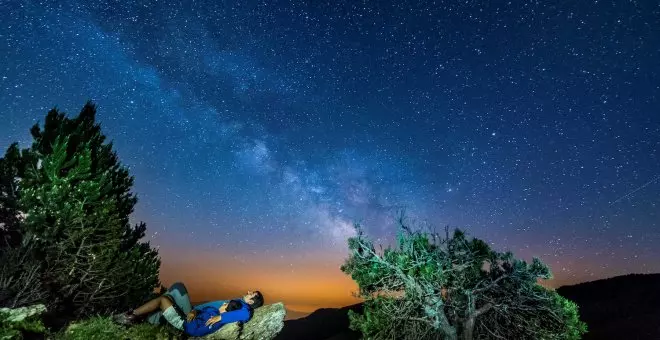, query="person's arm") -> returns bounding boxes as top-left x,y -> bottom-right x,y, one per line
220,309 -> 250,323
204,308 -> 250,327
185,307 -> 221,336
193,300 -> 227,311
